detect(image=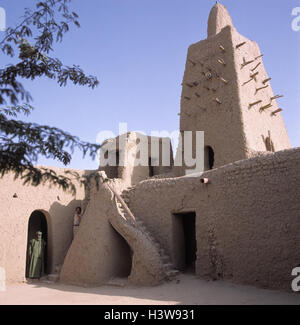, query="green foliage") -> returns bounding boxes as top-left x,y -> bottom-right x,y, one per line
0,0 -> 101,193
